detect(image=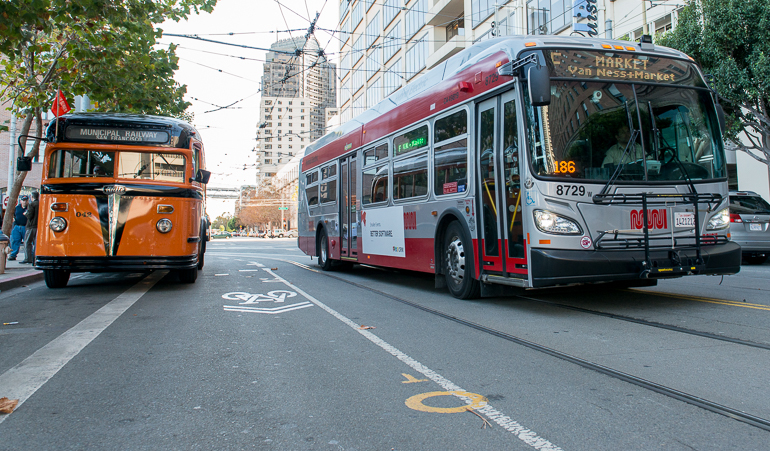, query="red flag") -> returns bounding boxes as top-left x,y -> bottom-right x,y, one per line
51,90 -> 71,117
